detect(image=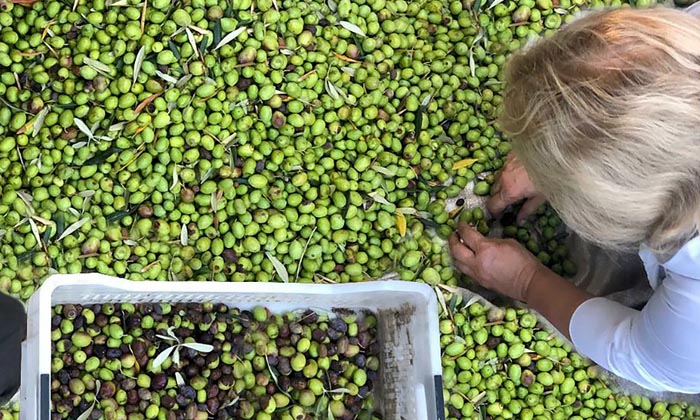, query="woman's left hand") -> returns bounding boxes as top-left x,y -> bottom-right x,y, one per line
448,222 -> 542,302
